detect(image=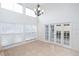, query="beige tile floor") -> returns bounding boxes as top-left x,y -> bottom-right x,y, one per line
2,40 -> 79,56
